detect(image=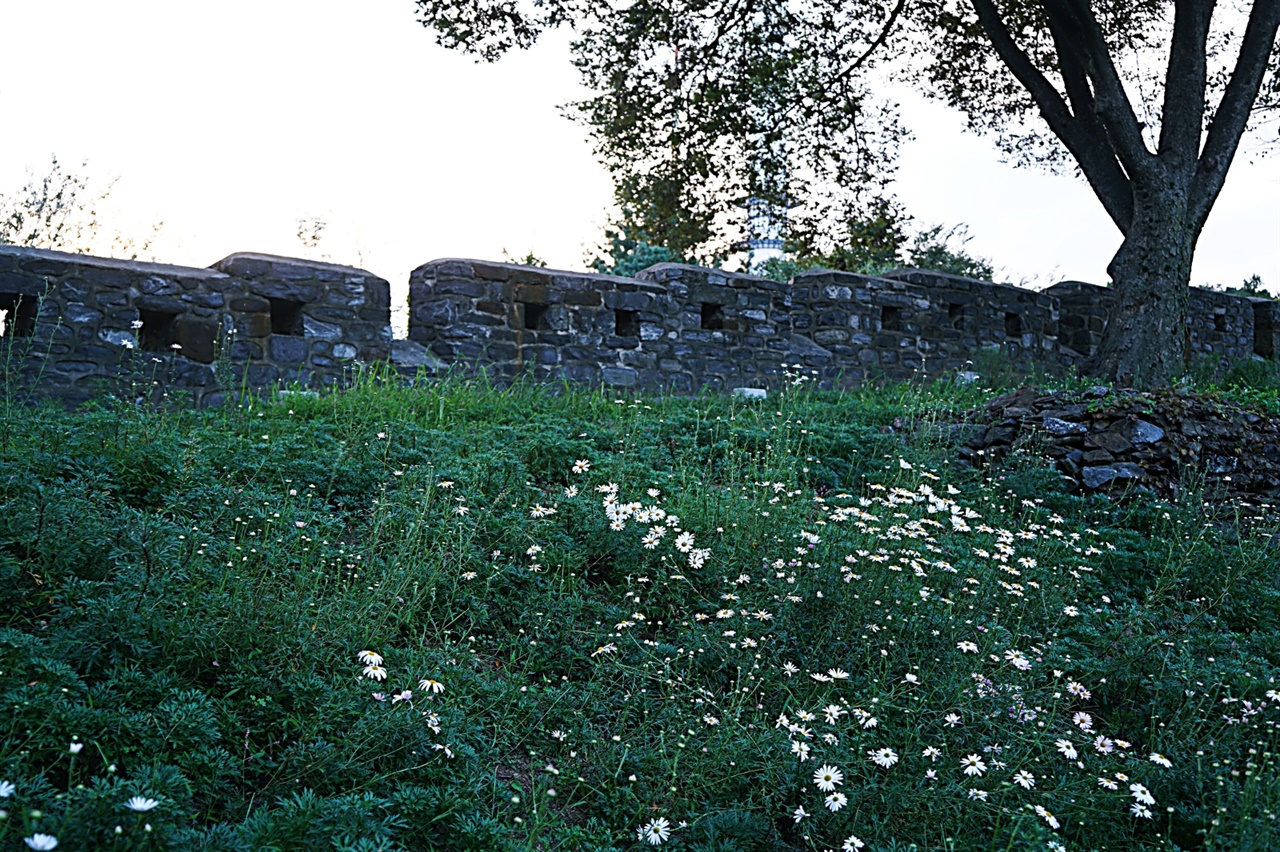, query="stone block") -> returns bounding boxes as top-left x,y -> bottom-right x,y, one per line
171,360 -> 215,386
229,340 -> 262,360
62,303 -> 104,325
233,363 -> 277,386
138,276 -> 181,296
173,316 -> 218,364
183,292 -> 224,308
249,281 -> 321,303
813,329 -> 850,345
270,335 -> 309,362
601,365 -> 638,387
230,296 -> 270,313
135,295 -> 186,313
515,284 -> 551,304
51,360 -> 100,375
606,291 -> 654,311
436,278 -> 488,298
303,316 -> 343,341
239,313 -> 272,338
562,290 -> 602,306
467,262 -> 507,281
97,328 -> 137,349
